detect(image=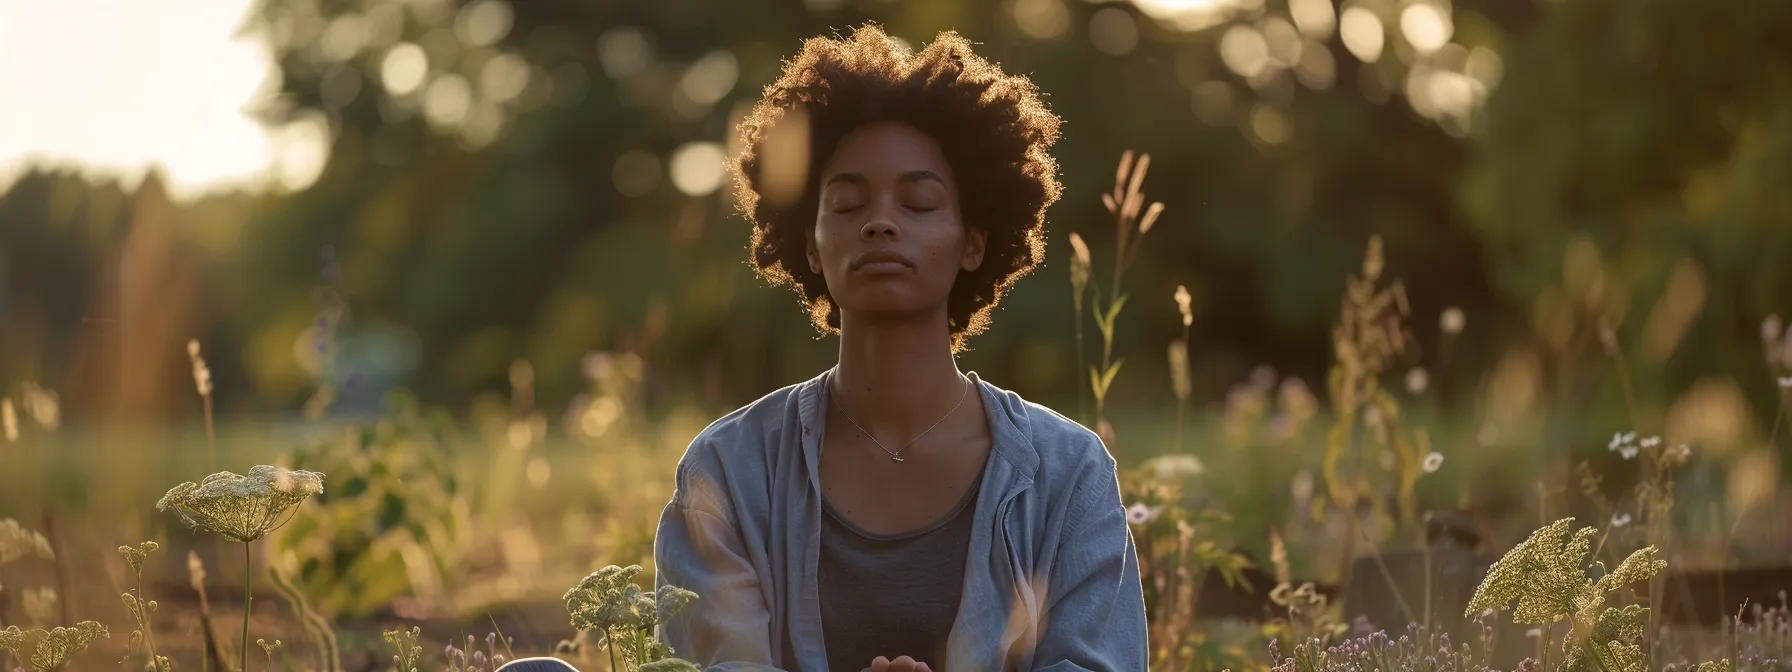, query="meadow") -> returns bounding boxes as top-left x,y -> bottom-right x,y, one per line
4,151 -> 1790,672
